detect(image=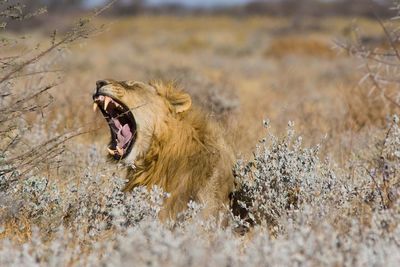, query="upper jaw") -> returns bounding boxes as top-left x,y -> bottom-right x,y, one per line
92,94 -> 124,113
